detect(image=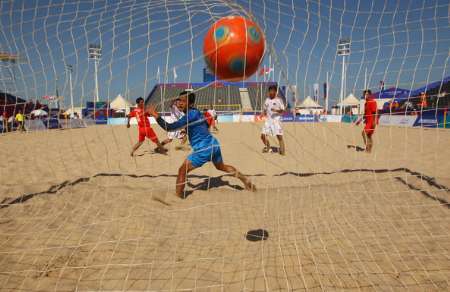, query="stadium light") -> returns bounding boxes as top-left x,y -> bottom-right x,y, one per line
88,44 -> 101,102
65,64 -> 74,115
337,38 -> 350,115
